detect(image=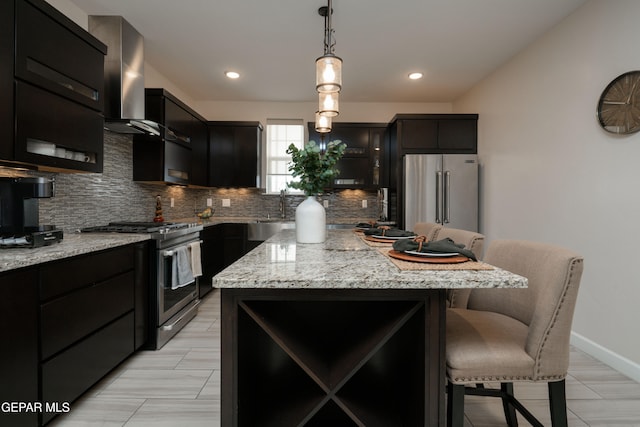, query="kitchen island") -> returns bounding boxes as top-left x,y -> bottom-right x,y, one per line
212,229 -> 527,426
